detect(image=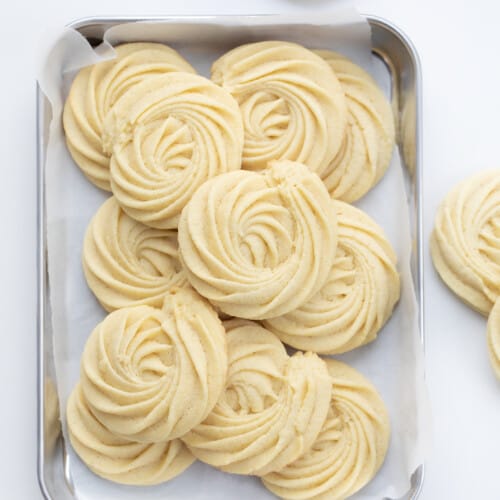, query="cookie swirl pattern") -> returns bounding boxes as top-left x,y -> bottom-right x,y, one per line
178,160 -> 337,319
262,360 -> 390,500
314,50 -> 395,202
83,197 -> 187,311
63,43 -> 195,190
80,288 -> 227,443
211,41 -> 347,175
263,201 -> 400,354
67,384 -> 195,485
182,320 -> 331,476
431,170 -> 500,315
102,72 -> 244,229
